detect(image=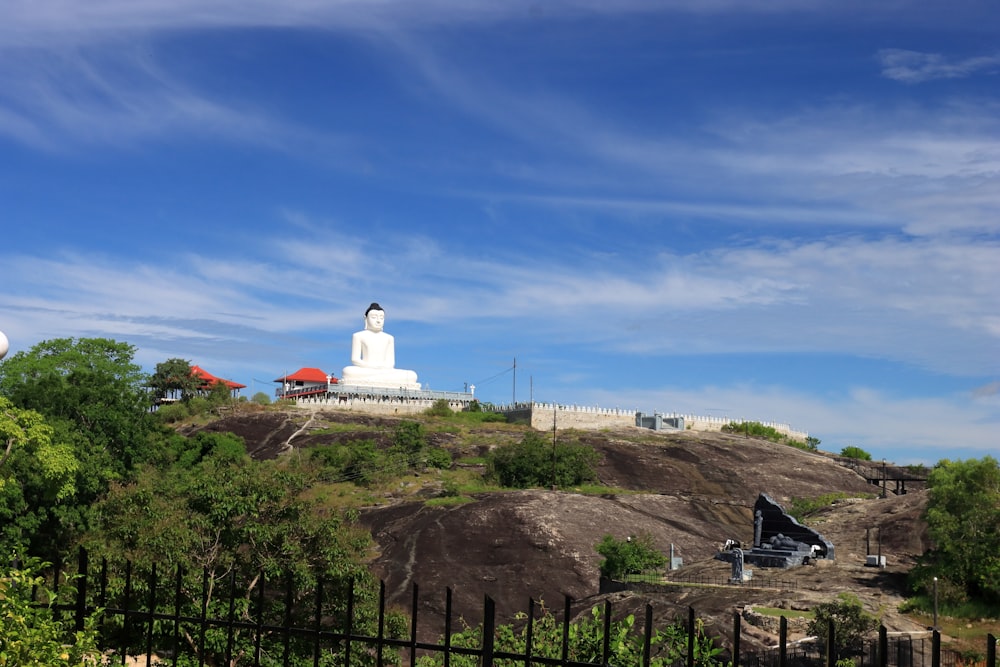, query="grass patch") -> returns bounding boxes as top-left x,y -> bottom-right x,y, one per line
788,492 -> 874,521
424,495 -> 475,507
753,607 -> 814,619
310,423 -> 375,434
570,483 -> 634,495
